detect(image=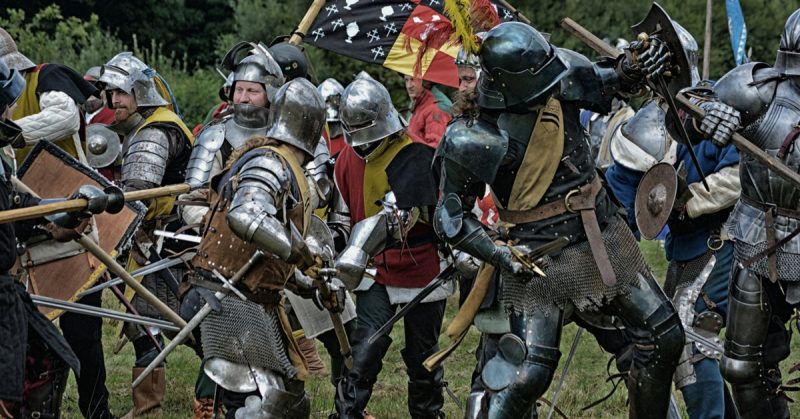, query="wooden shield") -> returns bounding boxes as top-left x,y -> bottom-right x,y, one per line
15,141 -> 146,319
